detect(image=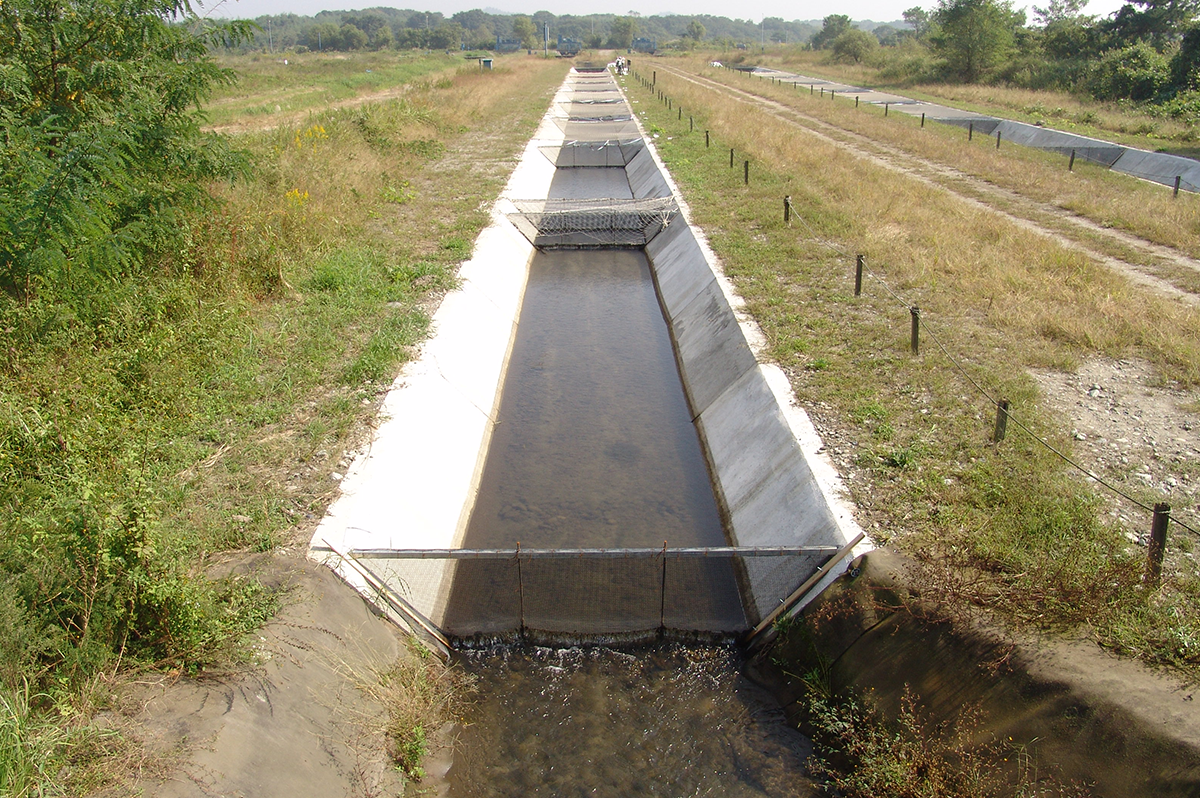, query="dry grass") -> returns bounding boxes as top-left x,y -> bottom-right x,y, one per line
625,66 -> 1200,672
678,56 -> 1200,261
747,48 -> 1199,148
644,66 -> 1200,383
